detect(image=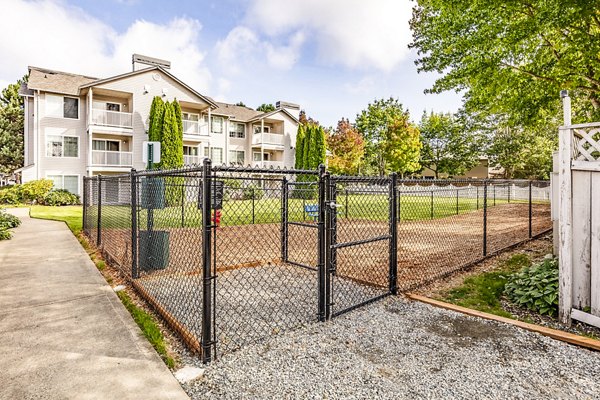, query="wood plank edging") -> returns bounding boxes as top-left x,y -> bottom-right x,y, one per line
405,293 -> 600,352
